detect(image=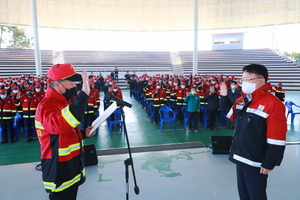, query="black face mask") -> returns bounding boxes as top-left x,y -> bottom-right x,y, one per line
27,92 -> 33,97
63,87 -> 77,100
59,82 -> 77,100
